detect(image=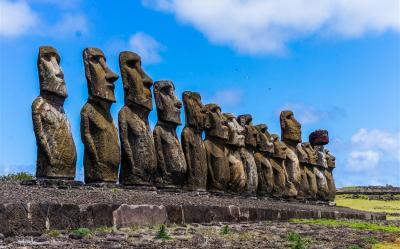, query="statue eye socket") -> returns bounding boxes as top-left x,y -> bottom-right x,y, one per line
126,60 -> 136,68
91,55 -> 100,63
43,55 -> 52,62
